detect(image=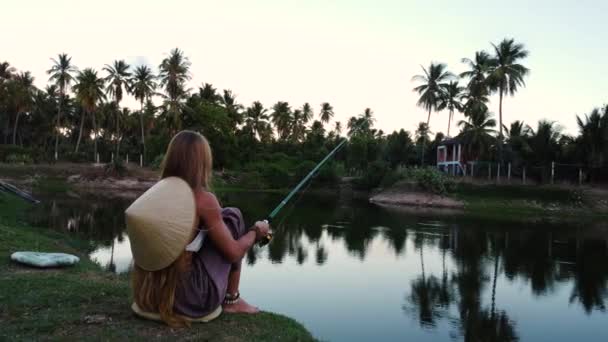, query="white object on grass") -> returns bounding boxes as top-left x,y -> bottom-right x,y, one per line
10,251 -> 80,268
